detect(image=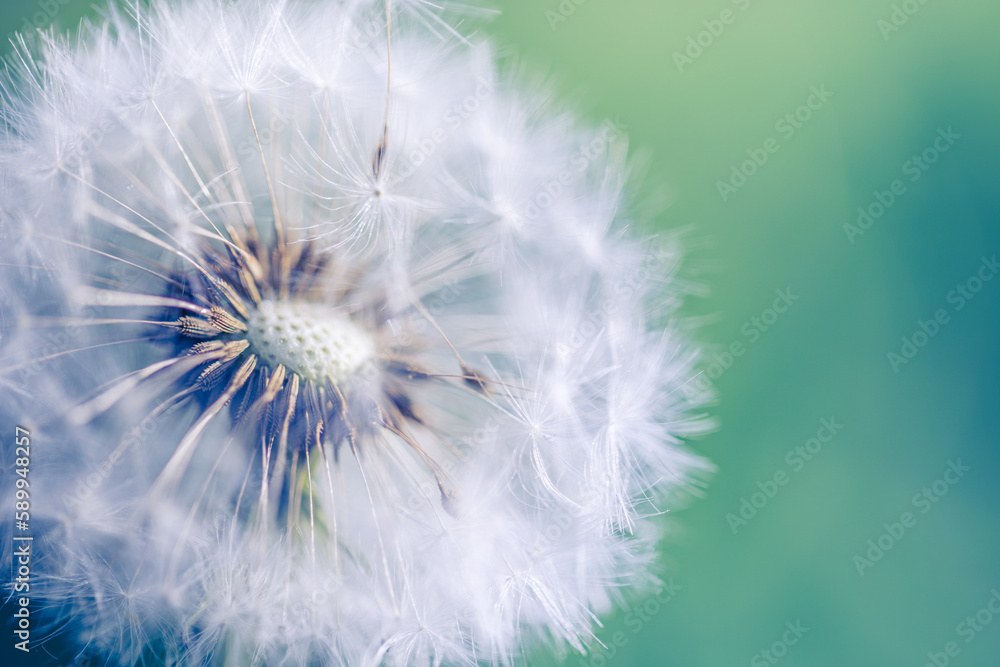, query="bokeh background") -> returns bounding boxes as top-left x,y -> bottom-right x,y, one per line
2,0 -> 999,665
